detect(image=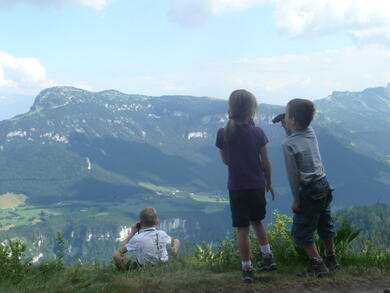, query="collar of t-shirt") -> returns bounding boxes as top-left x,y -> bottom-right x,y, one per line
139,227 -> 156,233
